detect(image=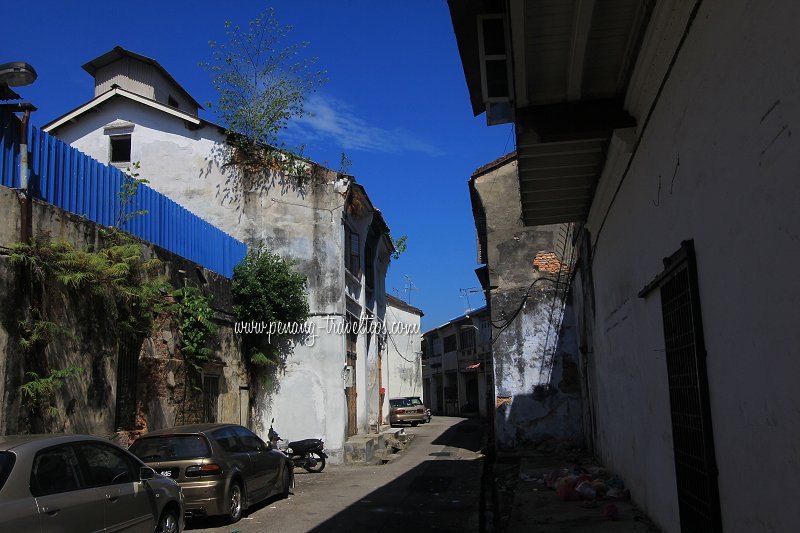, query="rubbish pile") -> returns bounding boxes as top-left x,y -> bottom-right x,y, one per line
525,463 -> 632,521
